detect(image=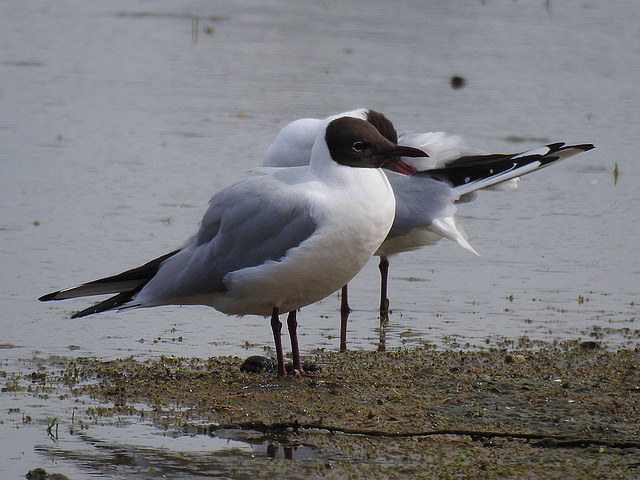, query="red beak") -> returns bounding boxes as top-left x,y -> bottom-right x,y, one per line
384,145 -> 428,175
